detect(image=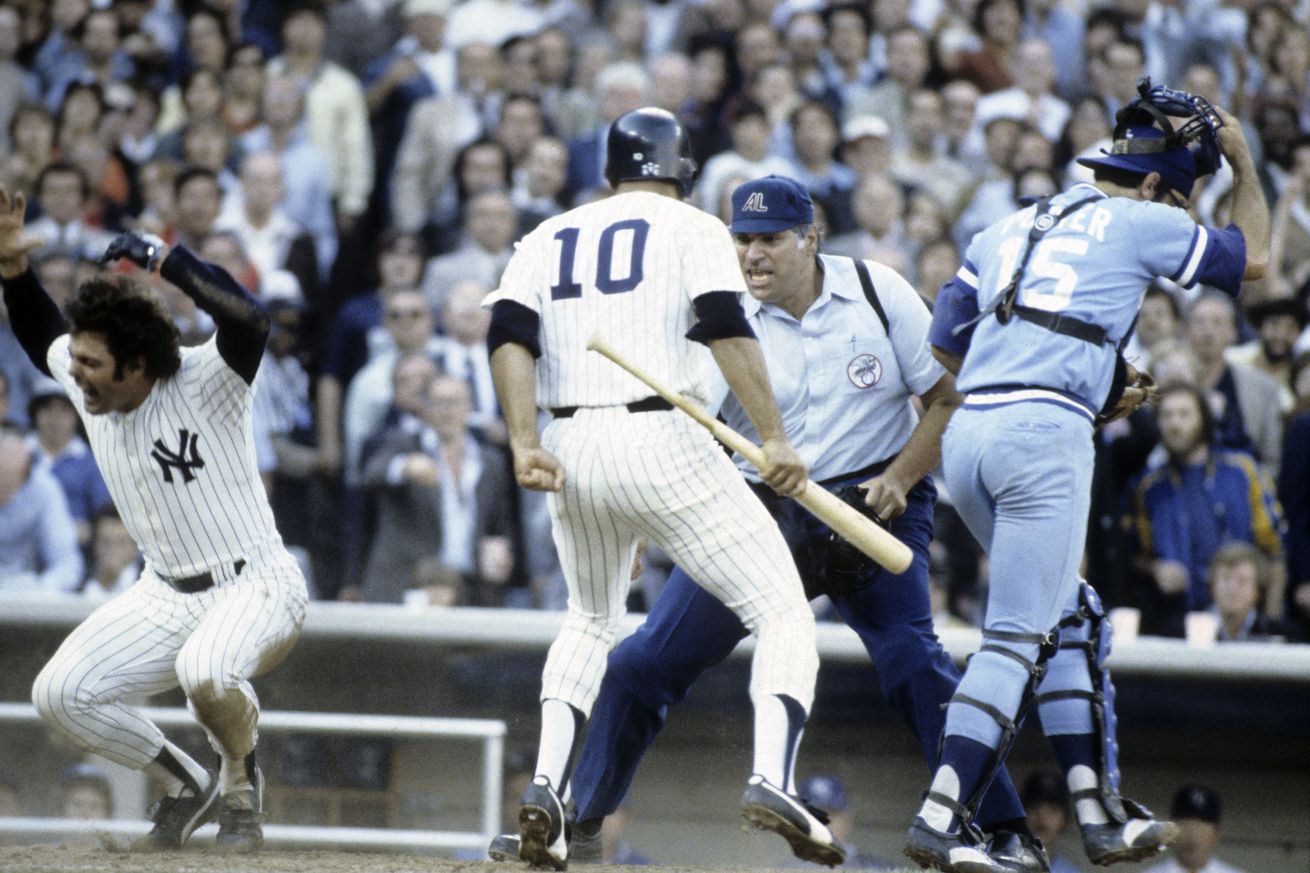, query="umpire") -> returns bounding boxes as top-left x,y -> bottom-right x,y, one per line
492,176 -> 1046,871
